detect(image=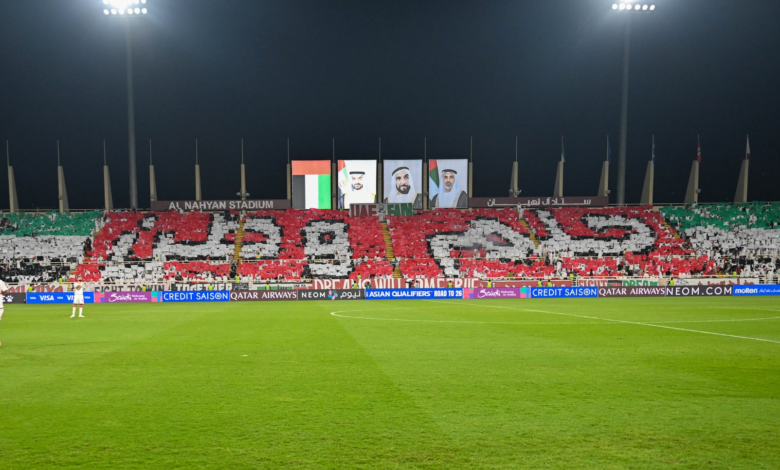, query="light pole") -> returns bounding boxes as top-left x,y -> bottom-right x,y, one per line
612,0 -> 656,205
103,0 -> 149,210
